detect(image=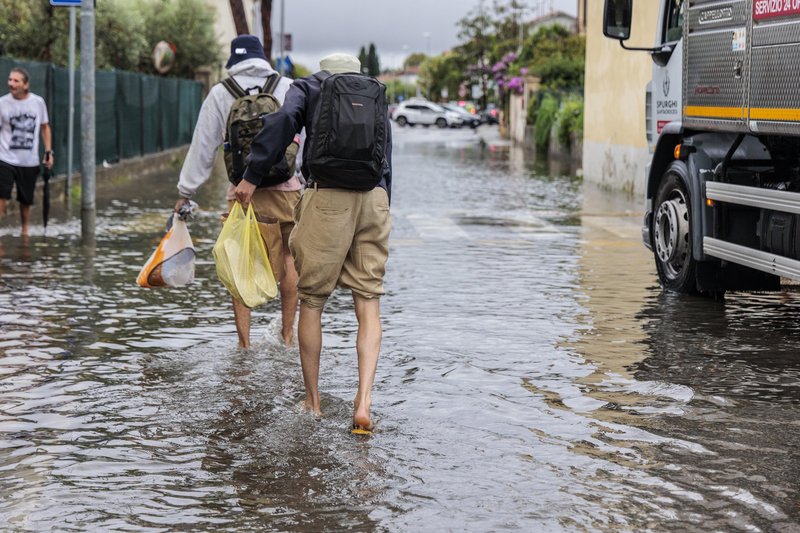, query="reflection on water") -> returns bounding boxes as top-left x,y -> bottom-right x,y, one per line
0,127 -> 798,531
